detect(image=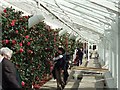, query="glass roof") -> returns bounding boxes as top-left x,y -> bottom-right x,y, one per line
0,0 -> 119,43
